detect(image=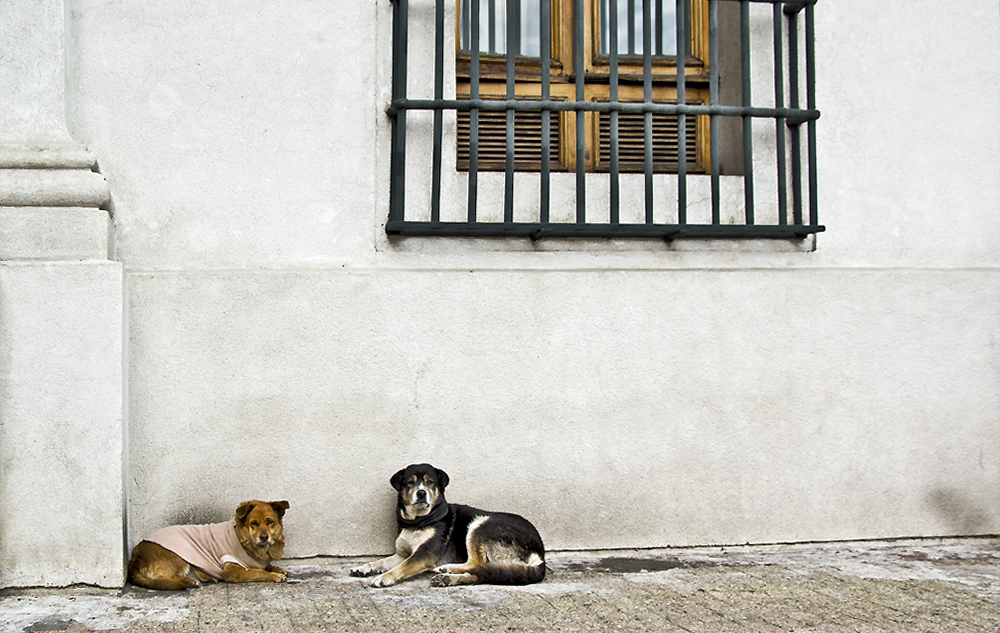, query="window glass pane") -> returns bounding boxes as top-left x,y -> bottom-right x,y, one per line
460,0 -> 542,57
599,0 -> 678,57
